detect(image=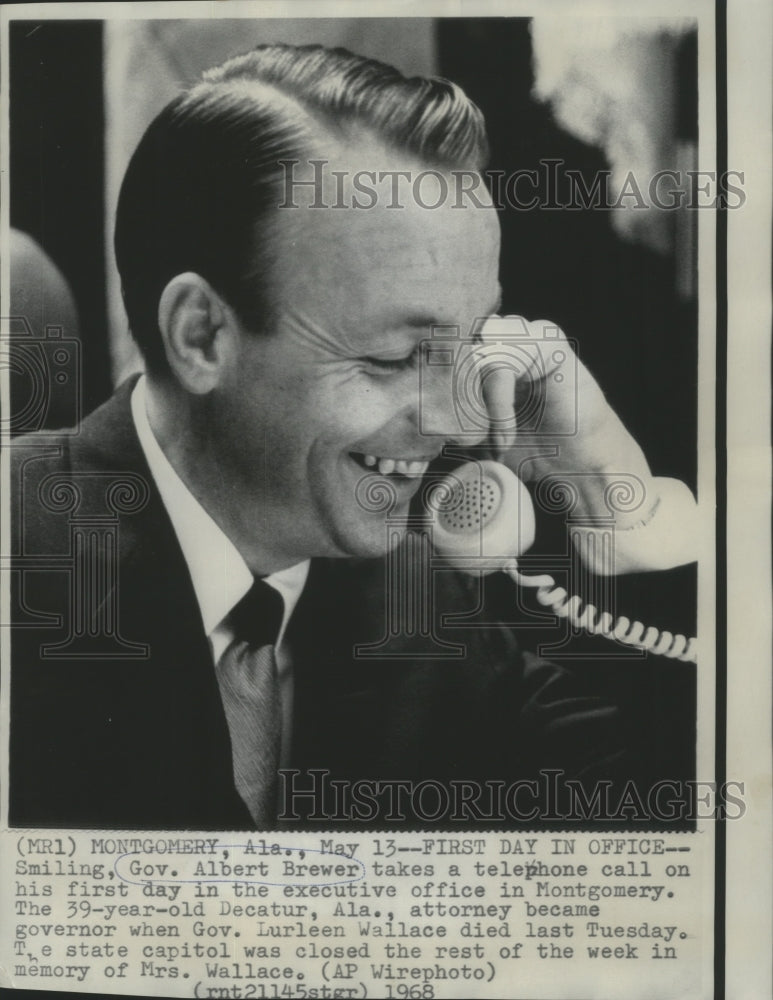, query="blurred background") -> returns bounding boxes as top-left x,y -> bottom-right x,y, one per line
8,15 -> 697,488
